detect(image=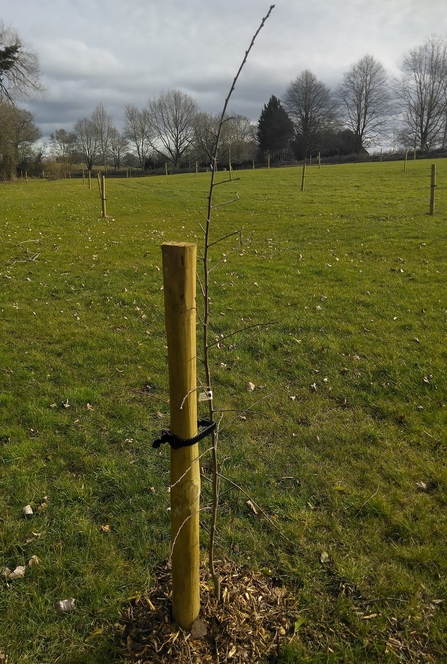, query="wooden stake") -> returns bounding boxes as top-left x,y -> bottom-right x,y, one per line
429,163 -> 436,215
267,153 -> 270,169
165,163 -> 168,176
101,173 -> 107,218
161,242 -> 200,631
301,162 -> 306,192
318,152 -> 321,169
404,149 -> 408,171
